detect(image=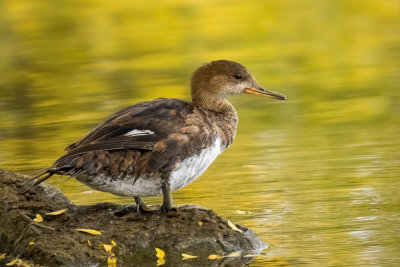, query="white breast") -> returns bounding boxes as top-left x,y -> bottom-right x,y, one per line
169,137 -> 223,191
